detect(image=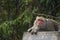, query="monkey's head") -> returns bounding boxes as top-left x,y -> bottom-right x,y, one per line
36,16 -> 45,27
